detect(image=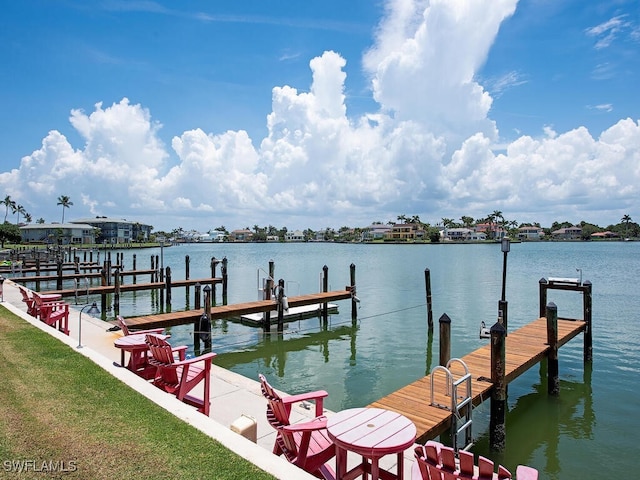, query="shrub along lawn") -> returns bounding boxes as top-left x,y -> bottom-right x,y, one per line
0,307 -> 276,480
